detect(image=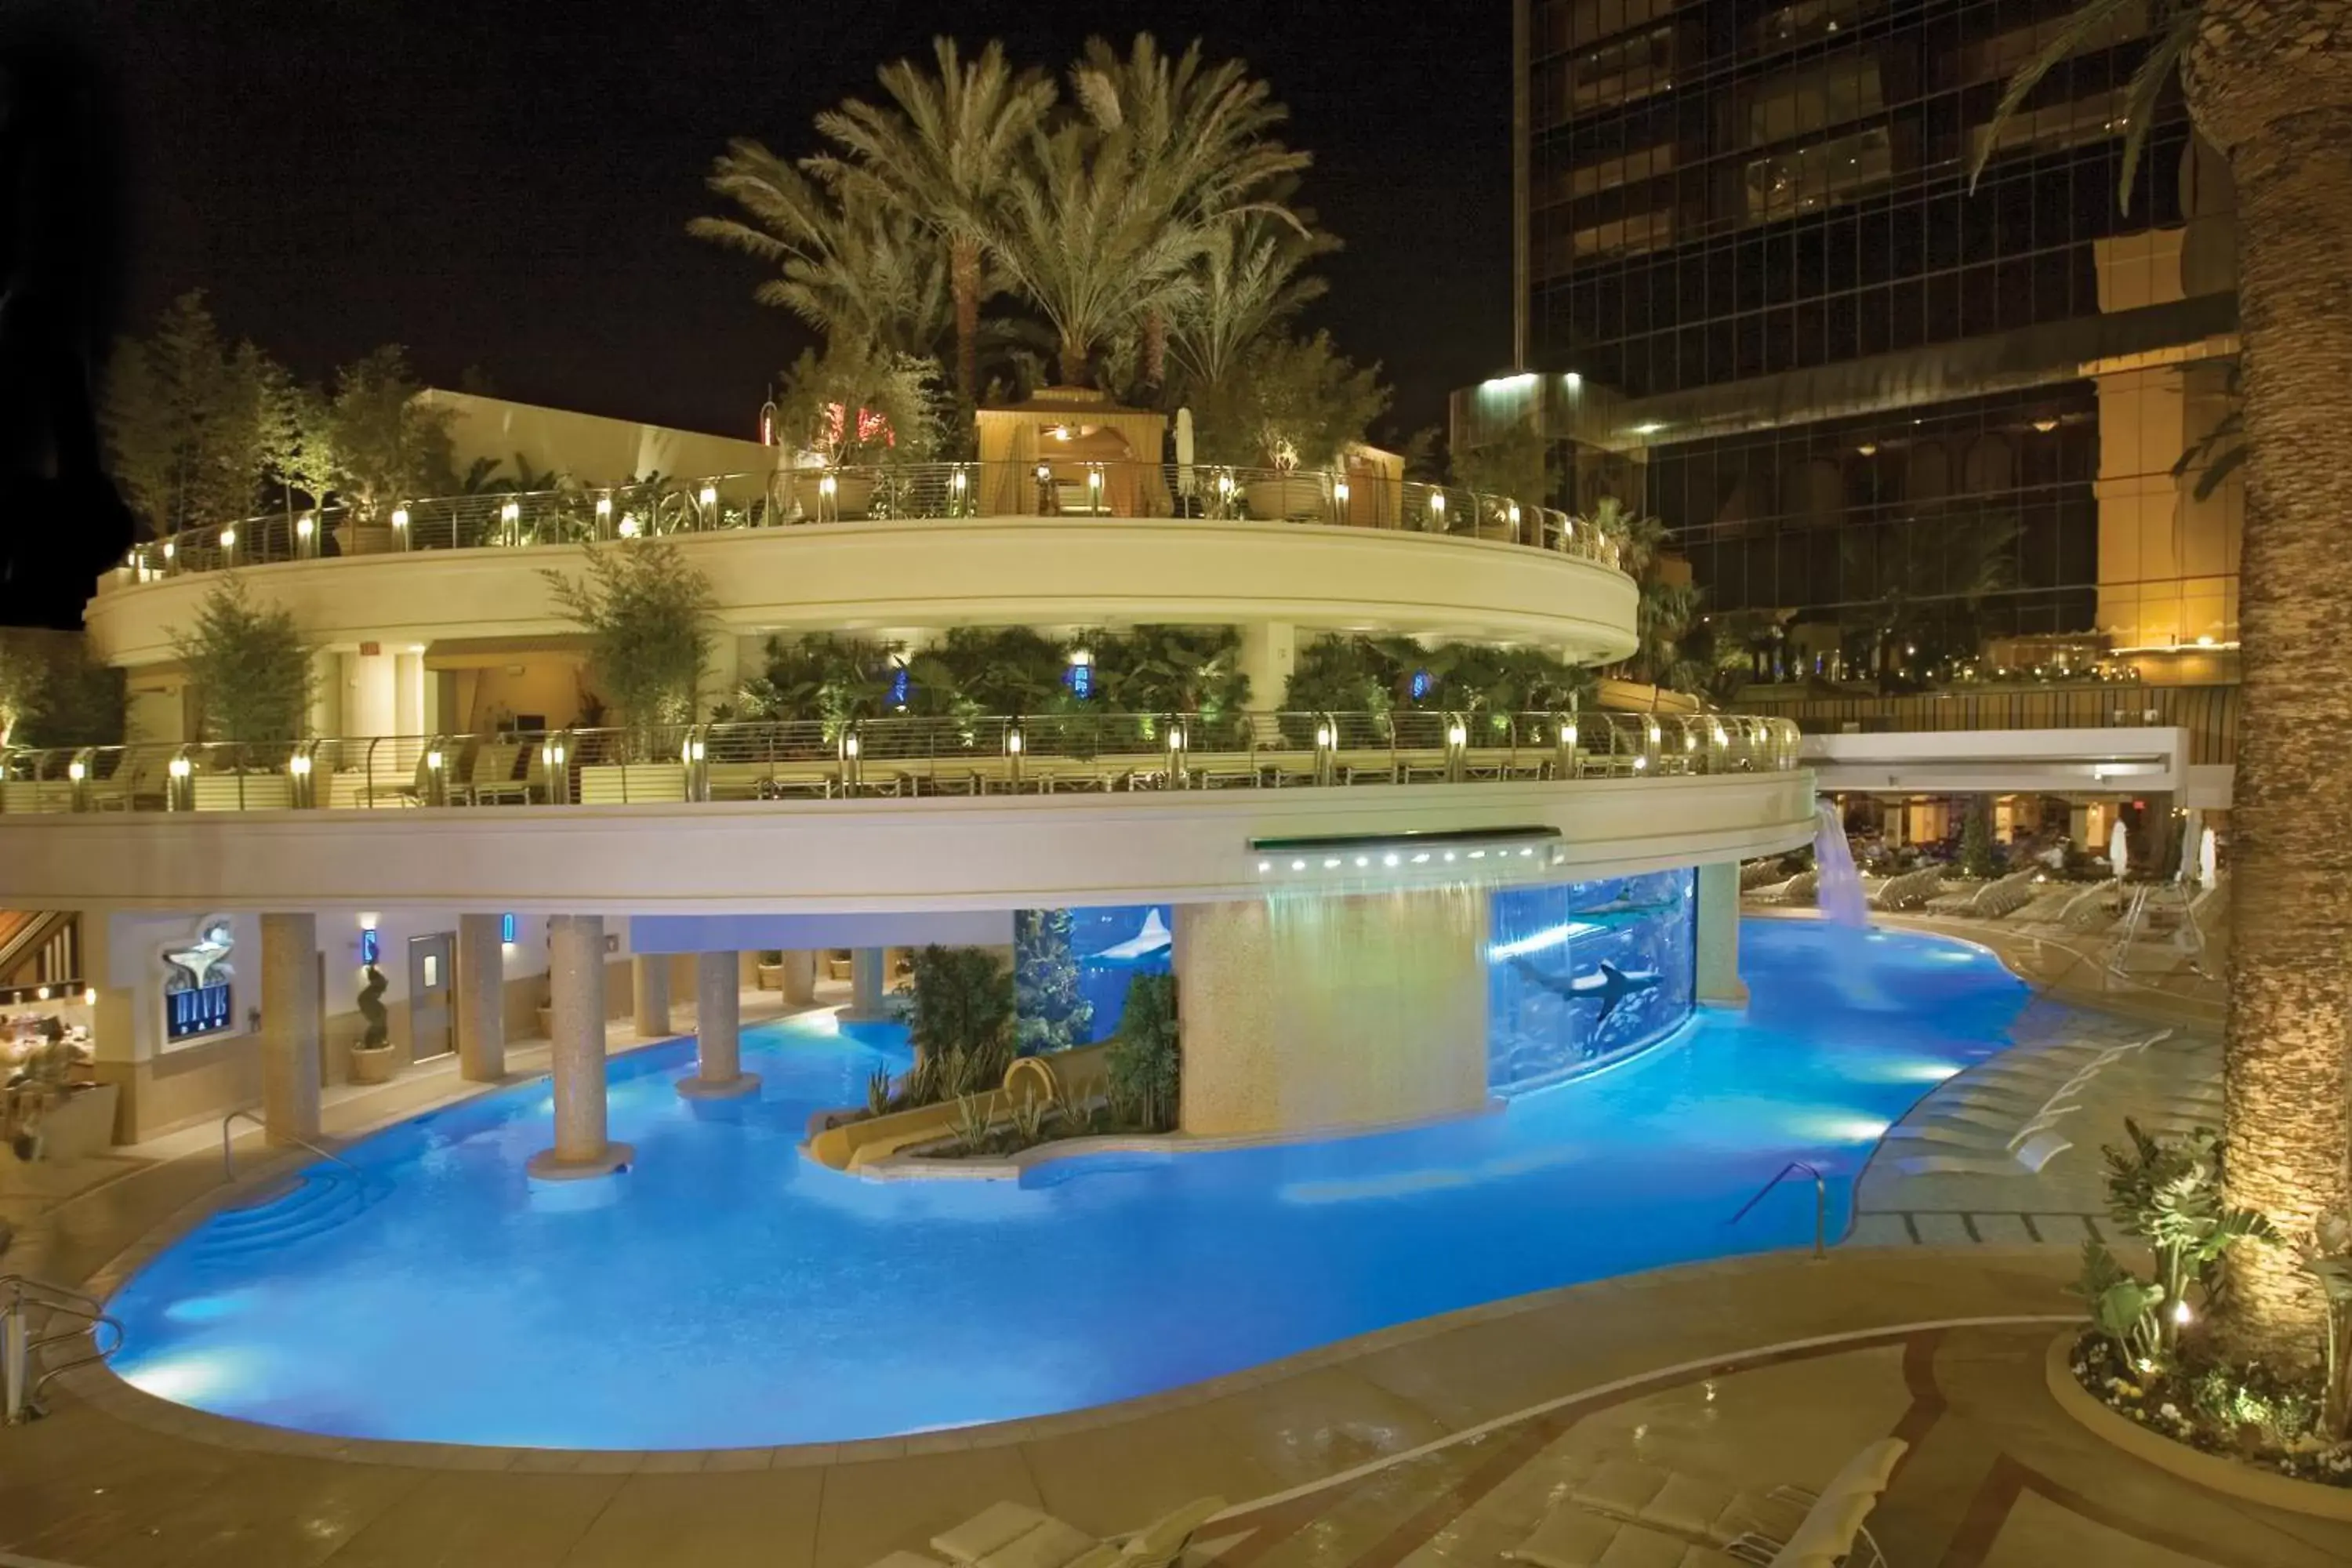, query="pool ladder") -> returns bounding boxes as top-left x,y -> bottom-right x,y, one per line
1729,1160 -> 1829,1260
220,1107 -> 361,1182
2,1274 -> 125,1425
